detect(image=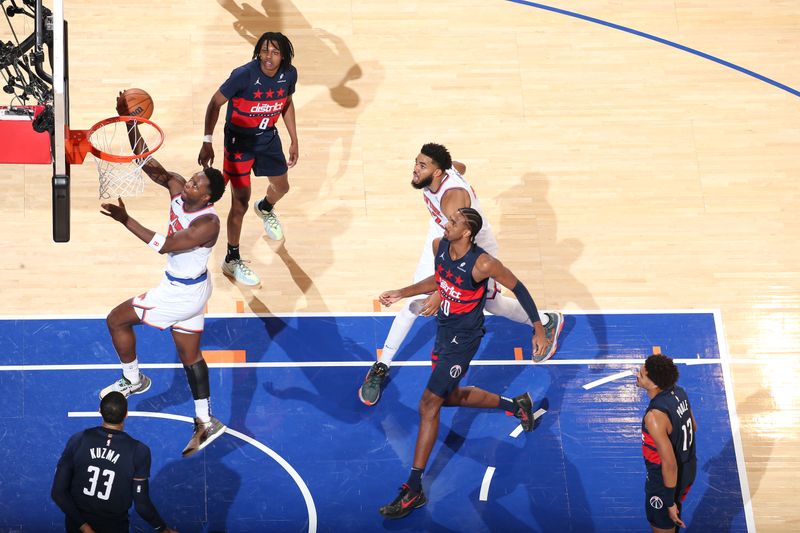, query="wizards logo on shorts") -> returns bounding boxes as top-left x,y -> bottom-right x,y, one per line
649,496 -> 664,509
449,365 -> 463,378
